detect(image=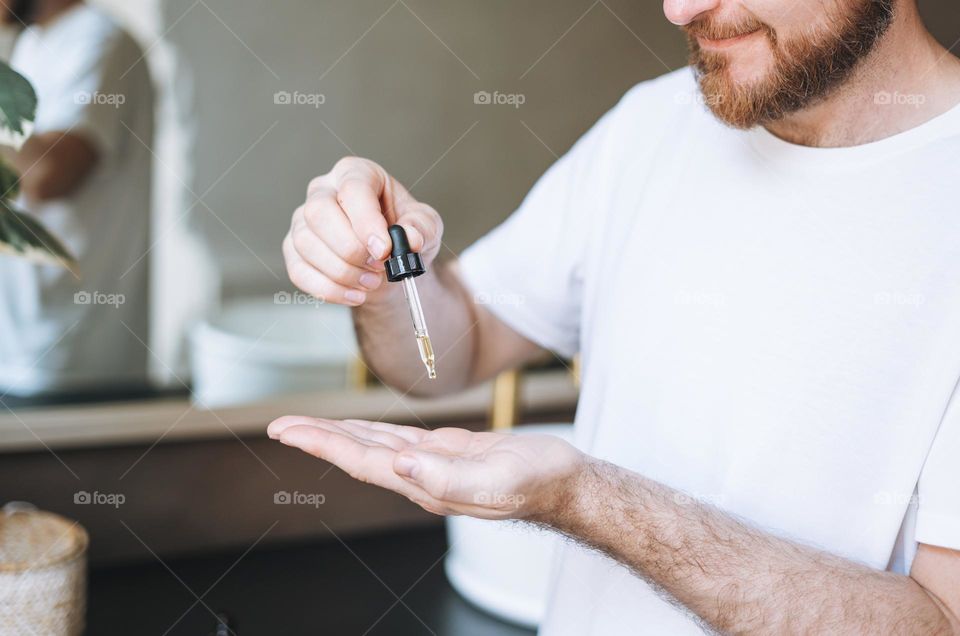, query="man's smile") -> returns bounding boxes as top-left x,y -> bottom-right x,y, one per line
695,29 -> 763,50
